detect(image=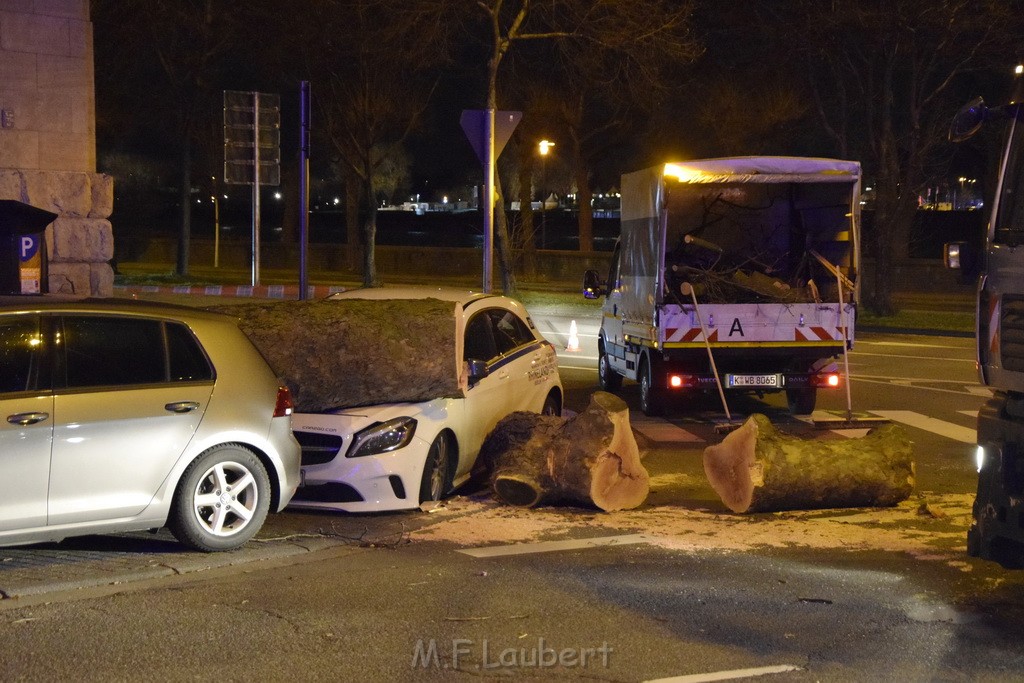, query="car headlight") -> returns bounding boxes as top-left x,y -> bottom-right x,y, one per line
348,417 -> 418,458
